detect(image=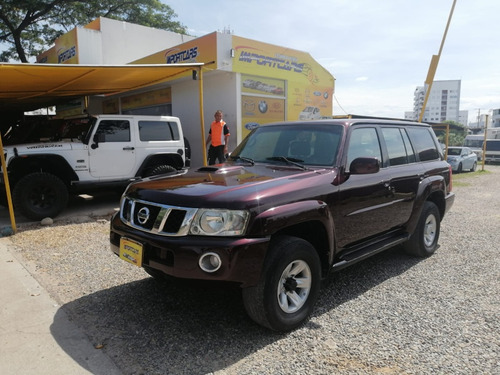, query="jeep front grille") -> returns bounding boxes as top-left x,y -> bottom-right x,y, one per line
120,197 -> 198,236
